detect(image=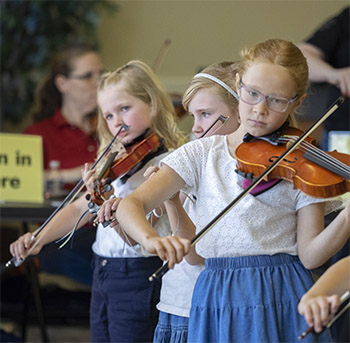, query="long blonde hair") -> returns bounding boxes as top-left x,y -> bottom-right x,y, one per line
97,60 -> 187,154
239,39 -> 309,126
